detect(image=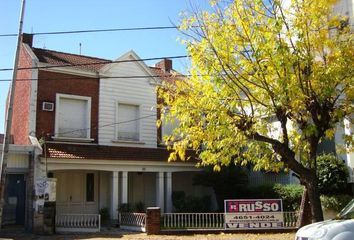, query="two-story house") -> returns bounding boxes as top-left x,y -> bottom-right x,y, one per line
7,34 -> 215,231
